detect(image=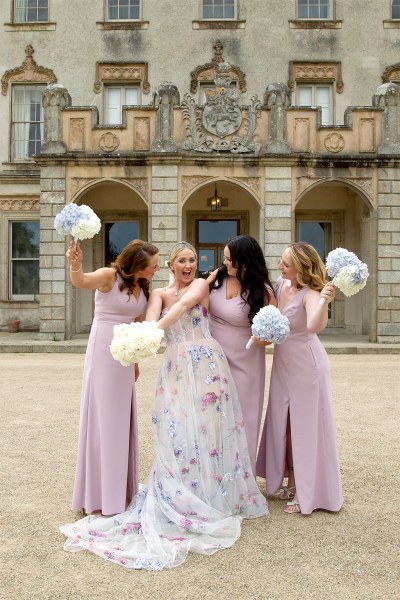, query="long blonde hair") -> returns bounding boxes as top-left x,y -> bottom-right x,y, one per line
289,242 -> 327,291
